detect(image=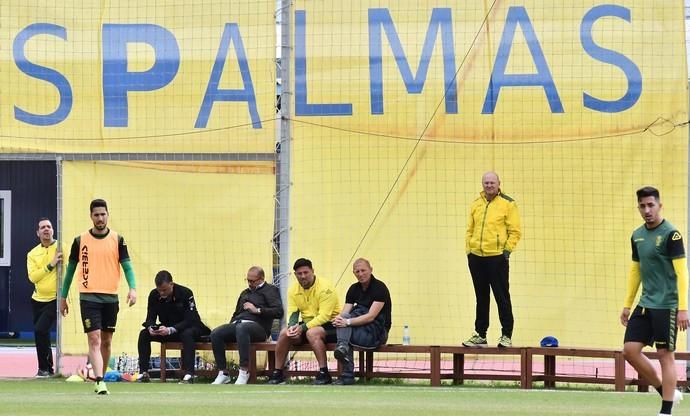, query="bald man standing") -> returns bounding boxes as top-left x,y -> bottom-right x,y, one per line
463,172 -> 521,348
